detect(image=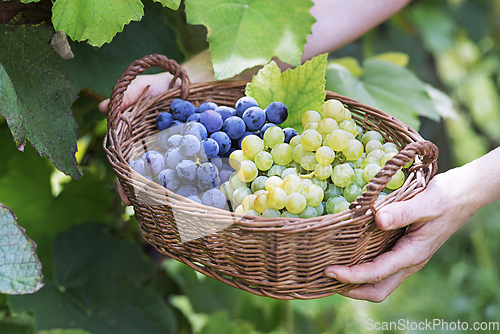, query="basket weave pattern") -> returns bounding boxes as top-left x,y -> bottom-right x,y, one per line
104,54 -> 439,300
